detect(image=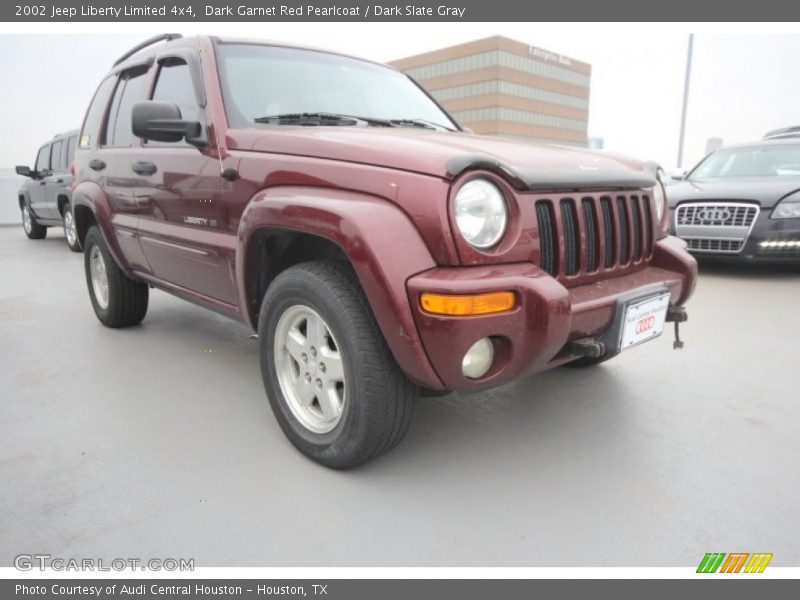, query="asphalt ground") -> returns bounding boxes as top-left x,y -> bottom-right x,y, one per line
1,225 -> 798,566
